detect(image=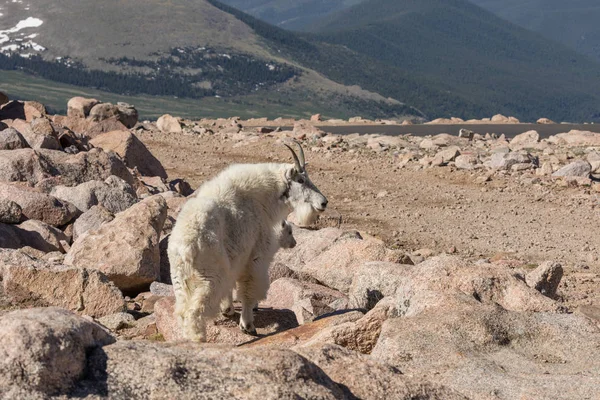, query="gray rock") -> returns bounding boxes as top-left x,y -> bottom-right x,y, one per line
487,151 -> 532,170
454,154 -> 478,170
116,102 -> 139,128
525,261 -> 563,298
0,307 -> 114,396
97,312 -> 136,331
51,176 -> 136,214
150,281 -> 174,297
0,198 -> 22,223
72,205 -> 115,242
431,146 -> 460,166
89,103 -> 119,122
67,96 -> 100,118
0,127 -> 28,150
552,159 -> 592,177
